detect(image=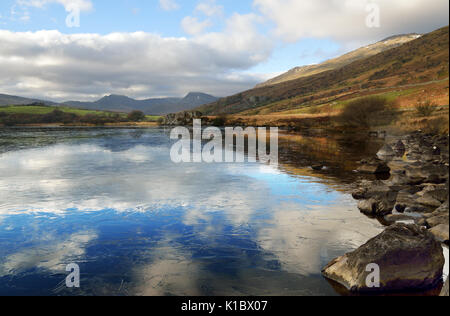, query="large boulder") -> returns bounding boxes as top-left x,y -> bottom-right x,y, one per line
322,224 -> 445,293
